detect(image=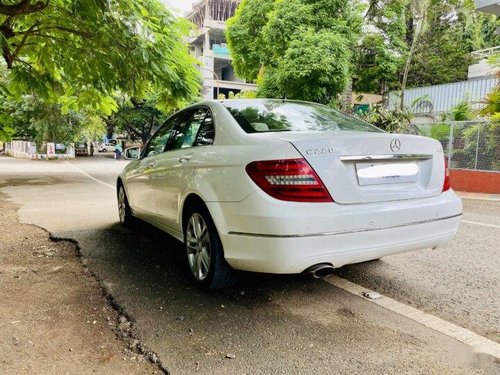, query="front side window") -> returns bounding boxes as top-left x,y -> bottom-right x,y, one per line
142,115 -> 180,157
167,107 -> 215,151
222,100 -> 383,134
